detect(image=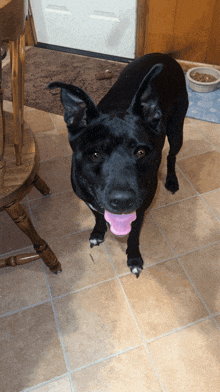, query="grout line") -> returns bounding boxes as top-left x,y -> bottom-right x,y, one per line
176,165 -> 220,224
0,244 -> 35,258
42,262 -> 76,392
188,118 -> 220,151
20,373 -> 69,392
1,104 -> 220,389
27,186 -> 74,203
199,193 -> 220,224
167,238 -> 220,259
150,212 -> 220,333
150,212 -> 212,311
70,345 -> 143,373
147,314 -> 215,343
103,242 -> 168,392
0,299 -> 51,319
49,112 -> 65,130
52,275 -> 117,301
176,147 -> 217,162
151,193 -> 198,211
200,187 -> 220,196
